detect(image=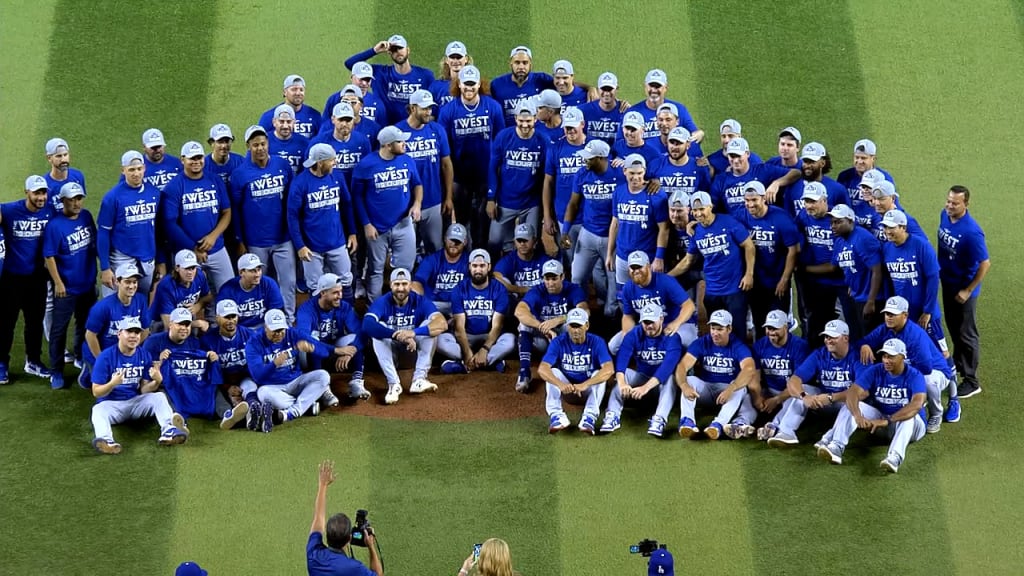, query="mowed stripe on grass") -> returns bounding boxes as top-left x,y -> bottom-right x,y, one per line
854,2 -> 1024,573
691,3 -> 955,575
